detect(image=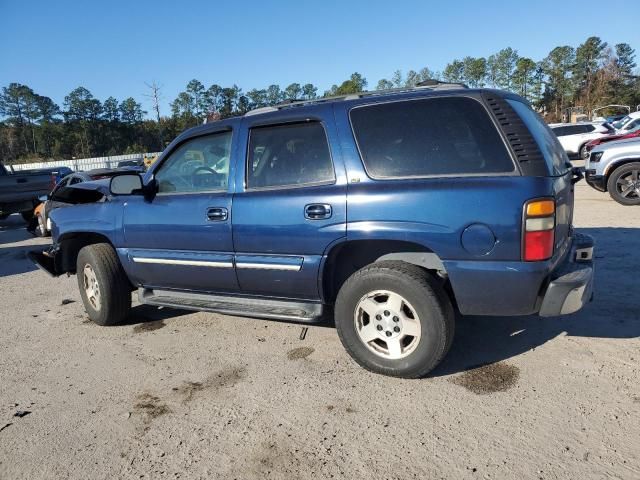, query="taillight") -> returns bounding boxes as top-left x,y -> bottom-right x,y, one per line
523,199 -> 555,261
